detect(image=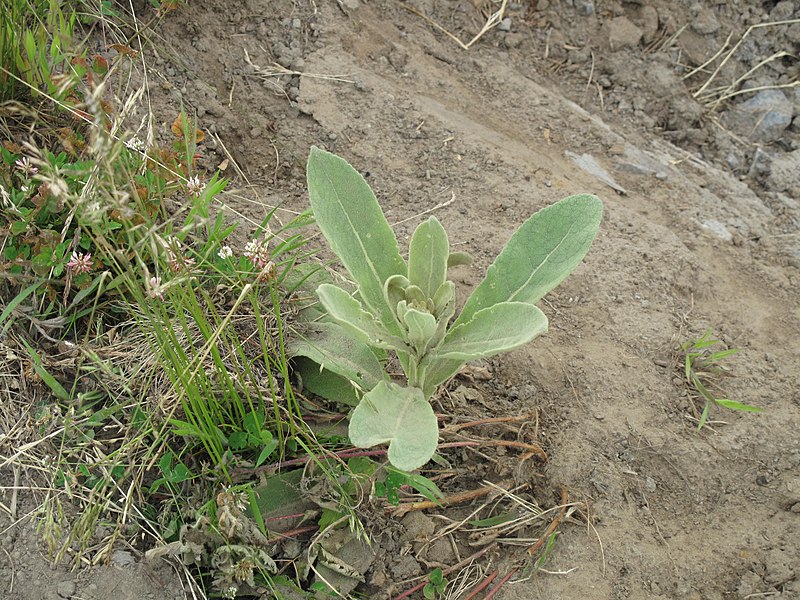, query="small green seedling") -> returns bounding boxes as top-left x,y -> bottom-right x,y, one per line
298,147 -> 602,471
681,330 -> 762,430
423,567 -> 448,600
